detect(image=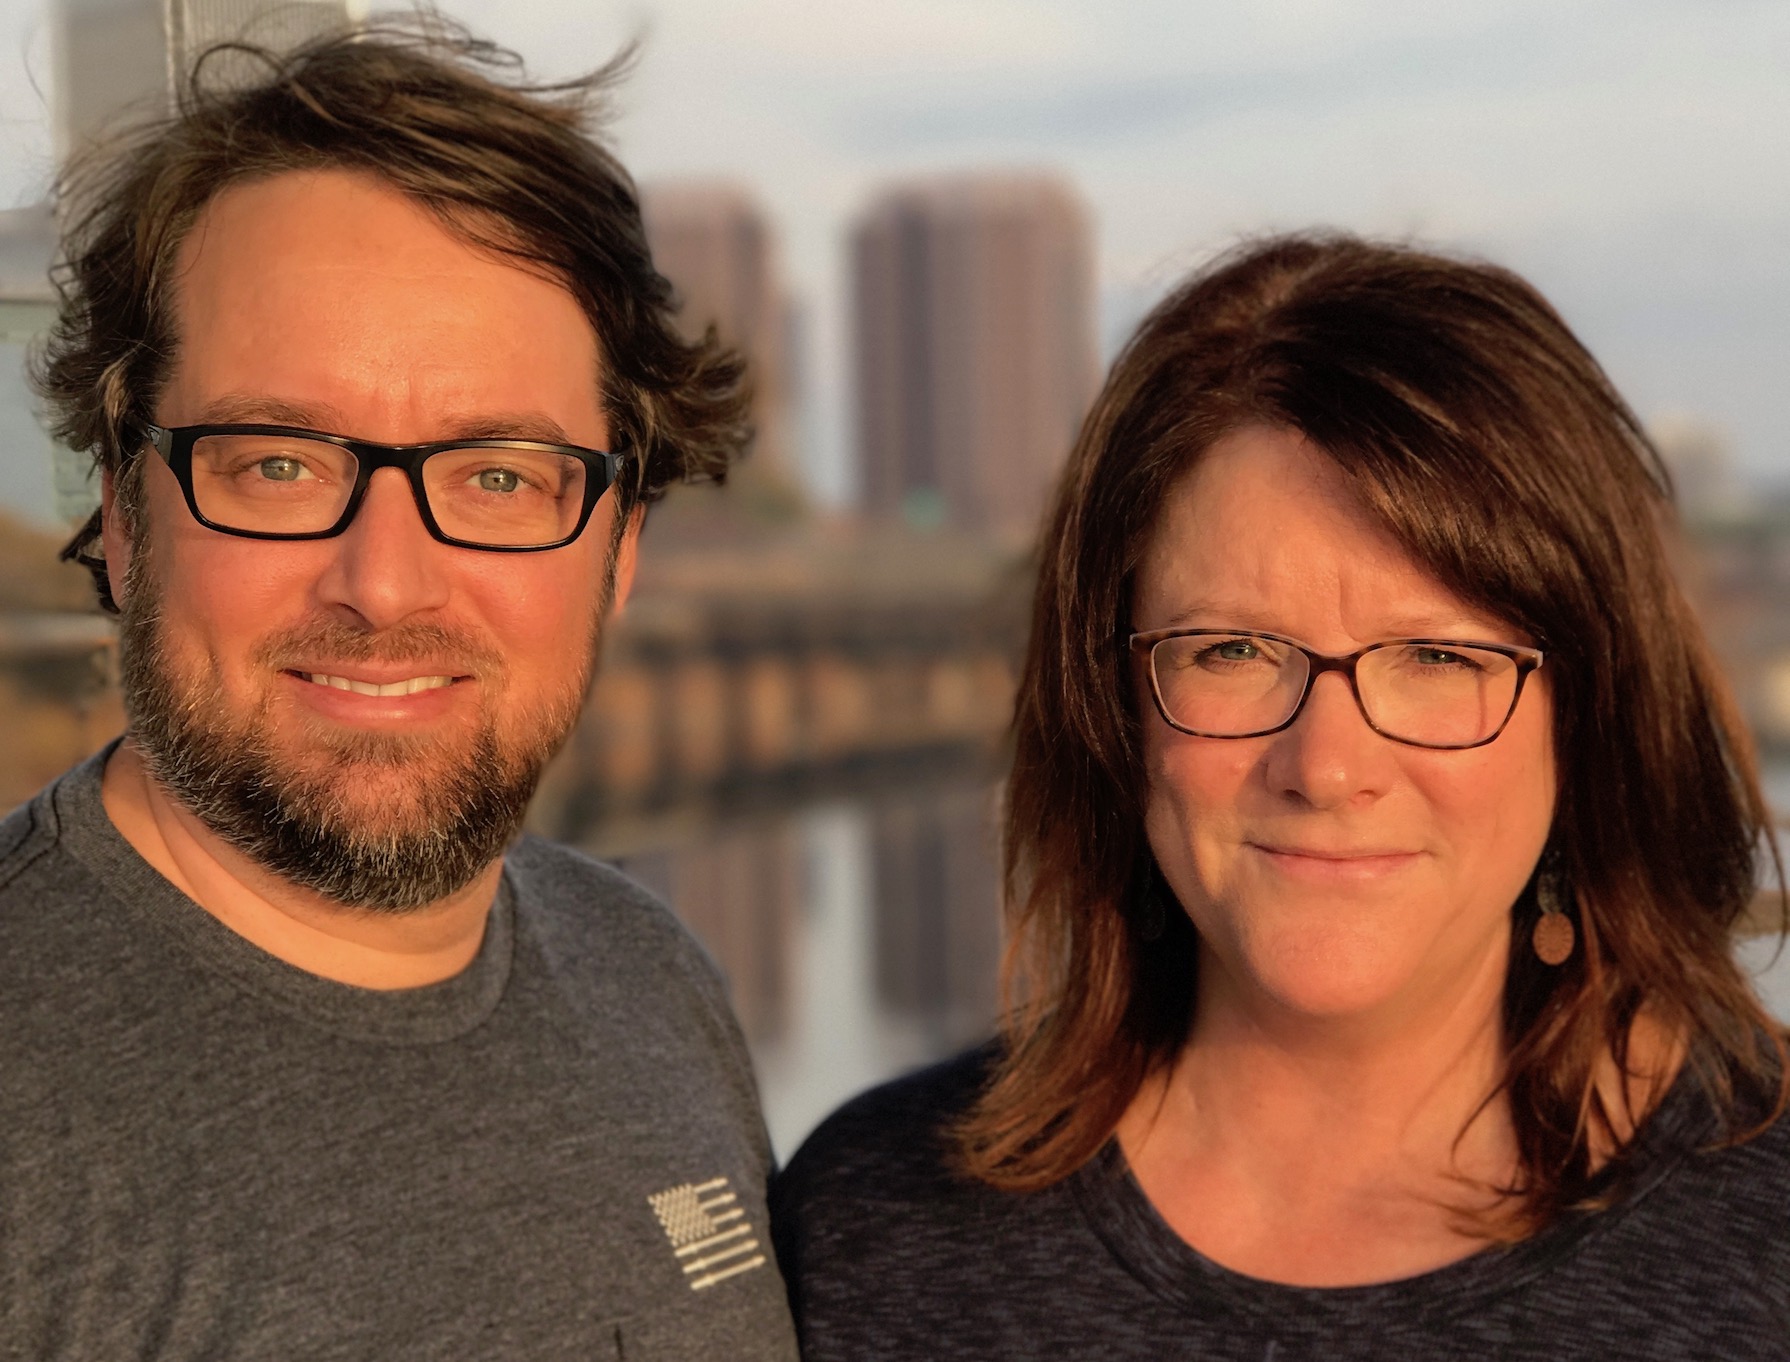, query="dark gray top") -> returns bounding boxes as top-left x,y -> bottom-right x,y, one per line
0,749 -> 798,1361
774,1046 -> 1790,1361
